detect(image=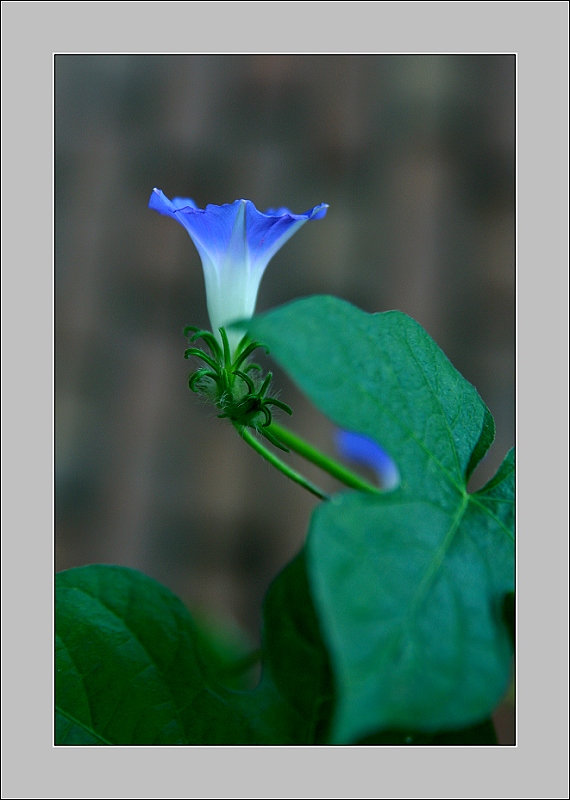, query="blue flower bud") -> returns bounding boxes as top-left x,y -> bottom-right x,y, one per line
335,429 -> 400,491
